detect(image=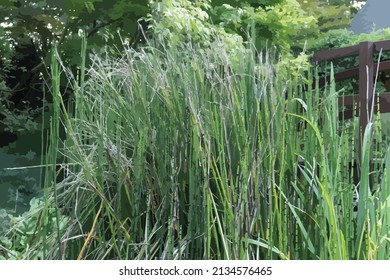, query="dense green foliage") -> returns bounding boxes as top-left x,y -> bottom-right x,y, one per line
2,0 -> 390,260
298,0 -> 362,32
